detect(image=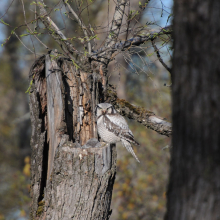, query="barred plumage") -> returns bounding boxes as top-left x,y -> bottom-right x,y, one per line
96,103 -> 140,162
